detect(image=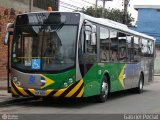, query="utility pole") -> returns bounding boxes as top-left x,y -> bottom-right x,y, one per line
29,0 -> 33,12
102,0 -> 105,18
95,0 -> 98,17
123,0 -> 129,25
100,0 -> 113,18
